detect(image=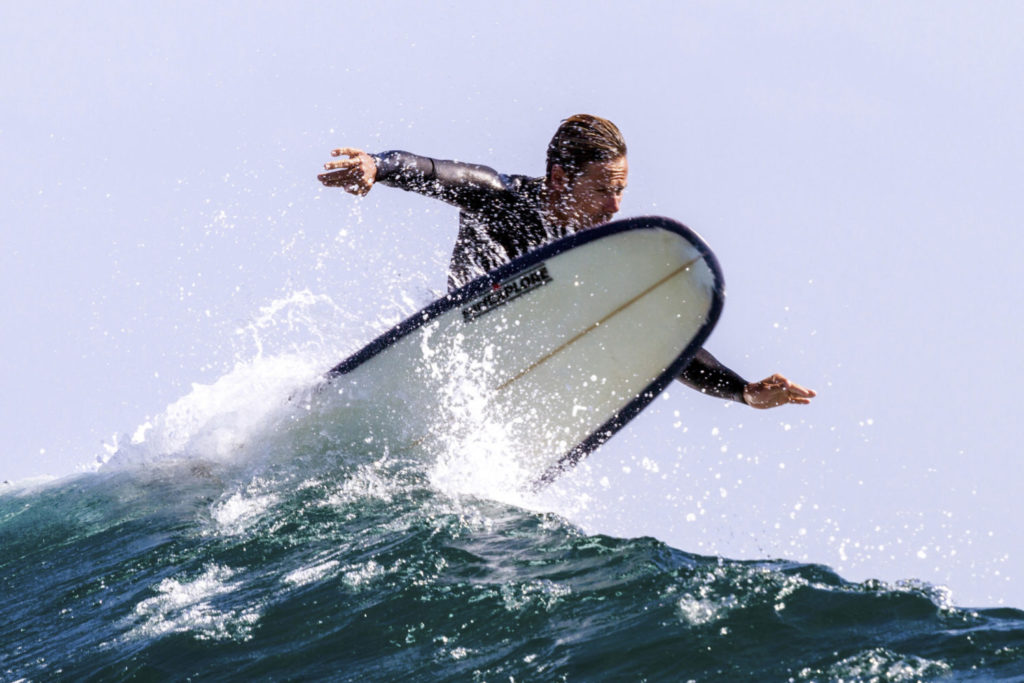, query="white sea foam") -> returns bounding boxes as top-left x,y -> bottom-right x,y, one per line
122,565 -> 260,642
798,646 -> 952,682
209,478 -> 279,535
341,560 -> 386,590
283,560 -> 342,587
91,286 -> 377,476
